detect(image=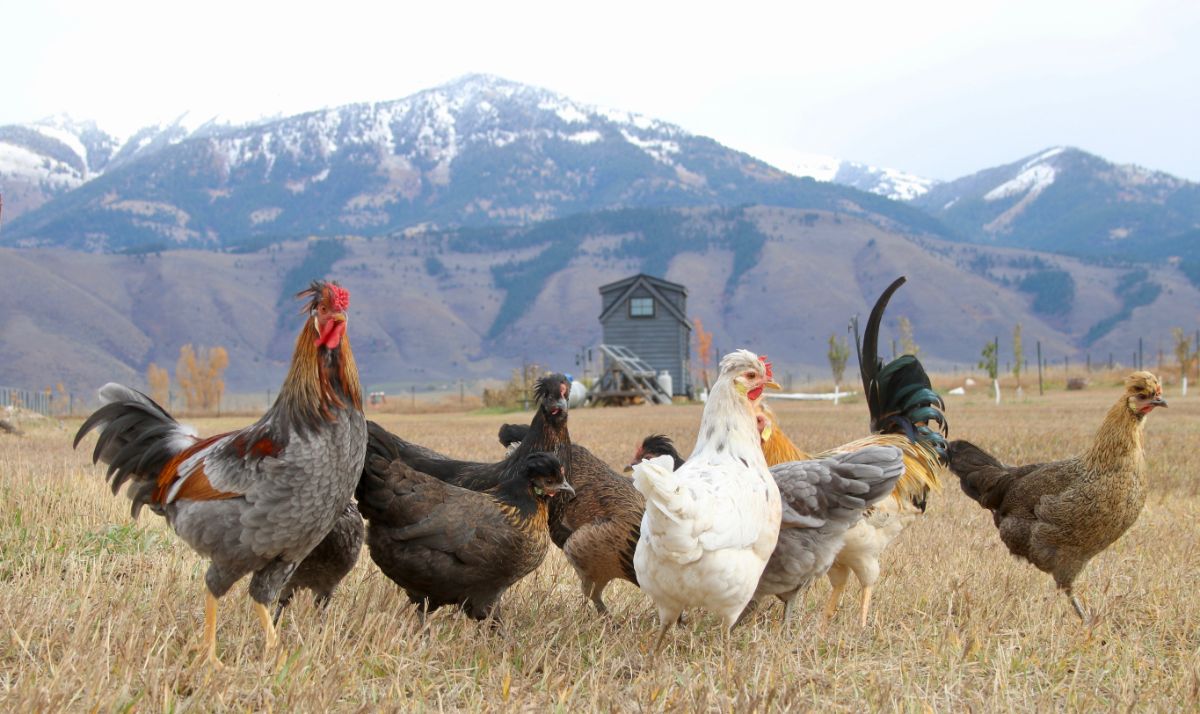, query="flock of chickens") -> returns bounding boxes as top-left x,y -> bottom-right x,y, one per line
73,277 -> 1168,665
